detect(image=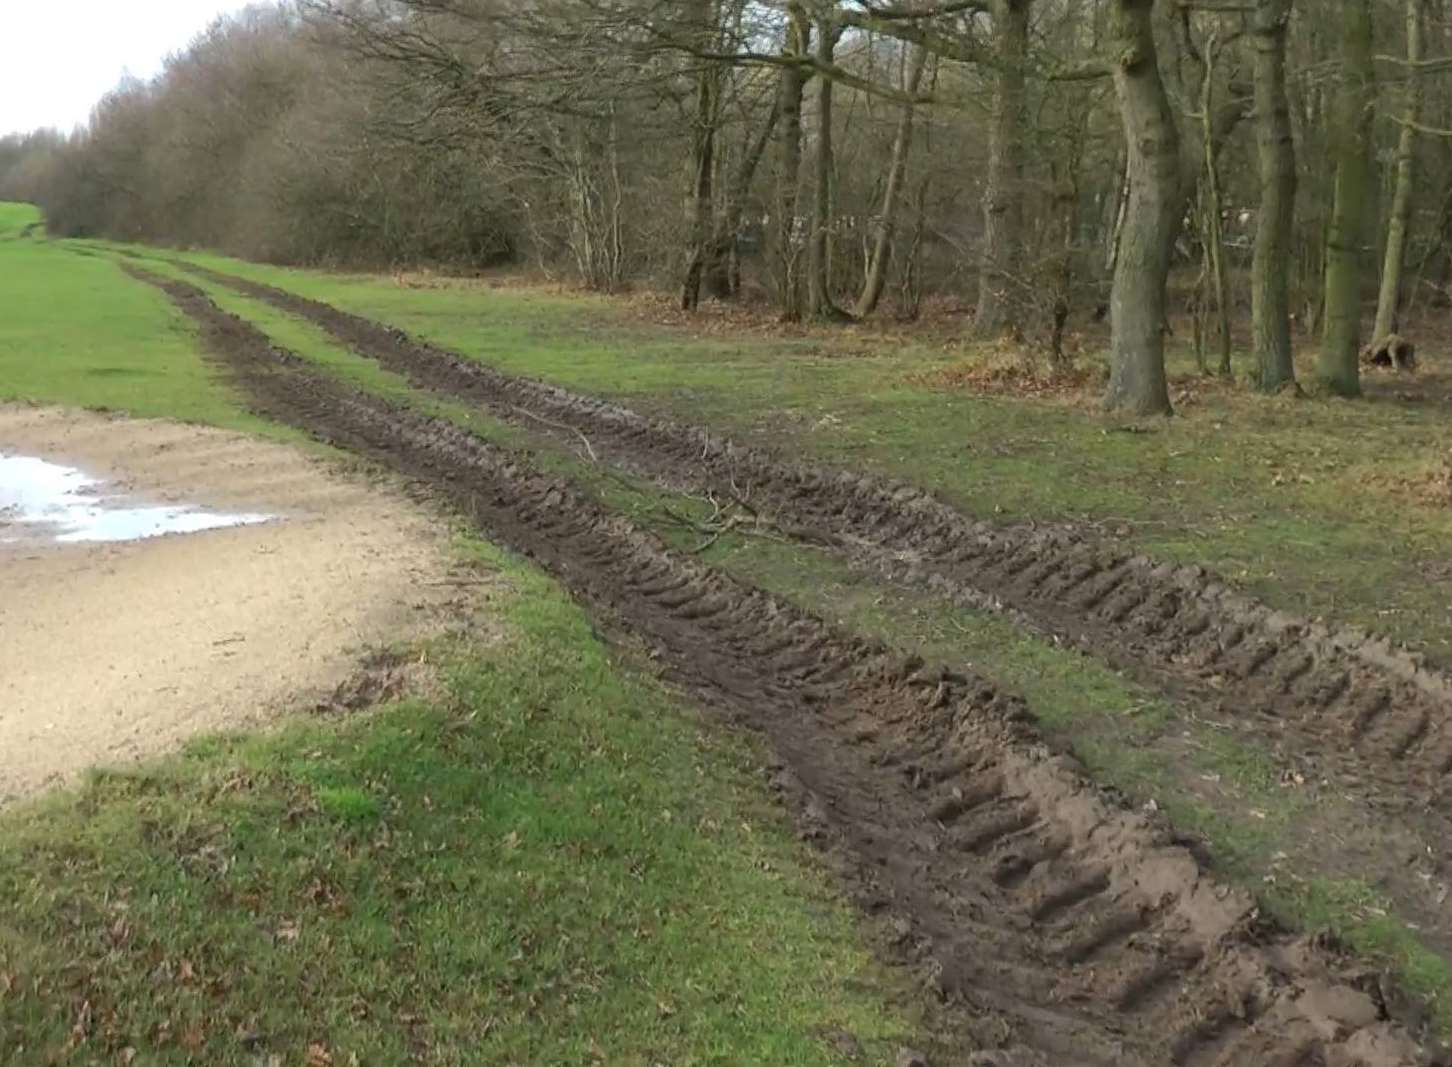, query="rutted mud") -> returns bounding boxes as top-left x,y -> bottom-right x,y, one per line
131,264 -> 1446,1065
179,263 -> 1452,820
